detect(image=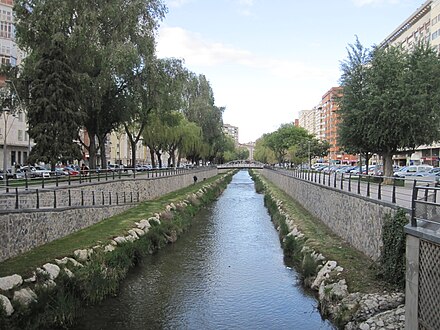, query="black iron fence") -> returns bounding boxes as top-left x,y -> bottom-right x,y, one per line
270,167 -> 437,210
410,181 -> 440,227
